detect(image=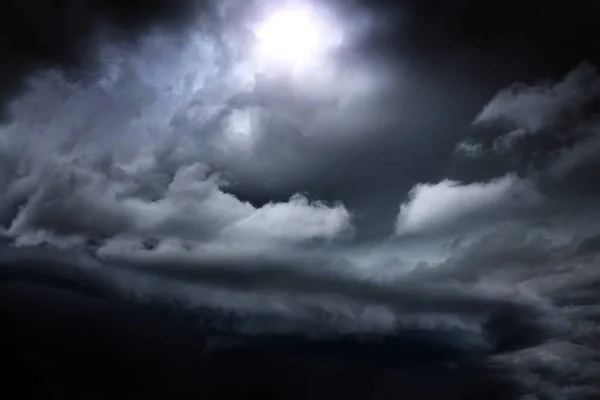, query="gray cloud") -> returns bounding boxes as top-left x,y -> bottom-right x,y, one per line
3,217 -> 600,398
0,0 -> 429,252
474,62 -> 600,134
549,121 -> 600,178
395,174 -> 543,236
457,63 -> 600,186
0,239 -> 548,341
365,219 -> 597,398
0,19 -> 358,251
1,1 -> 600,398
2,154 -> 352,249
454,141 -> 485,158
